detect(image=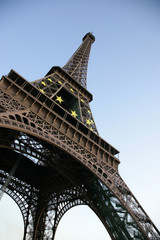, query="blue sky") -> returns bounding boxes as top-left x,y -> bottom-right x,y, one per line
0,0 -> 160,239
